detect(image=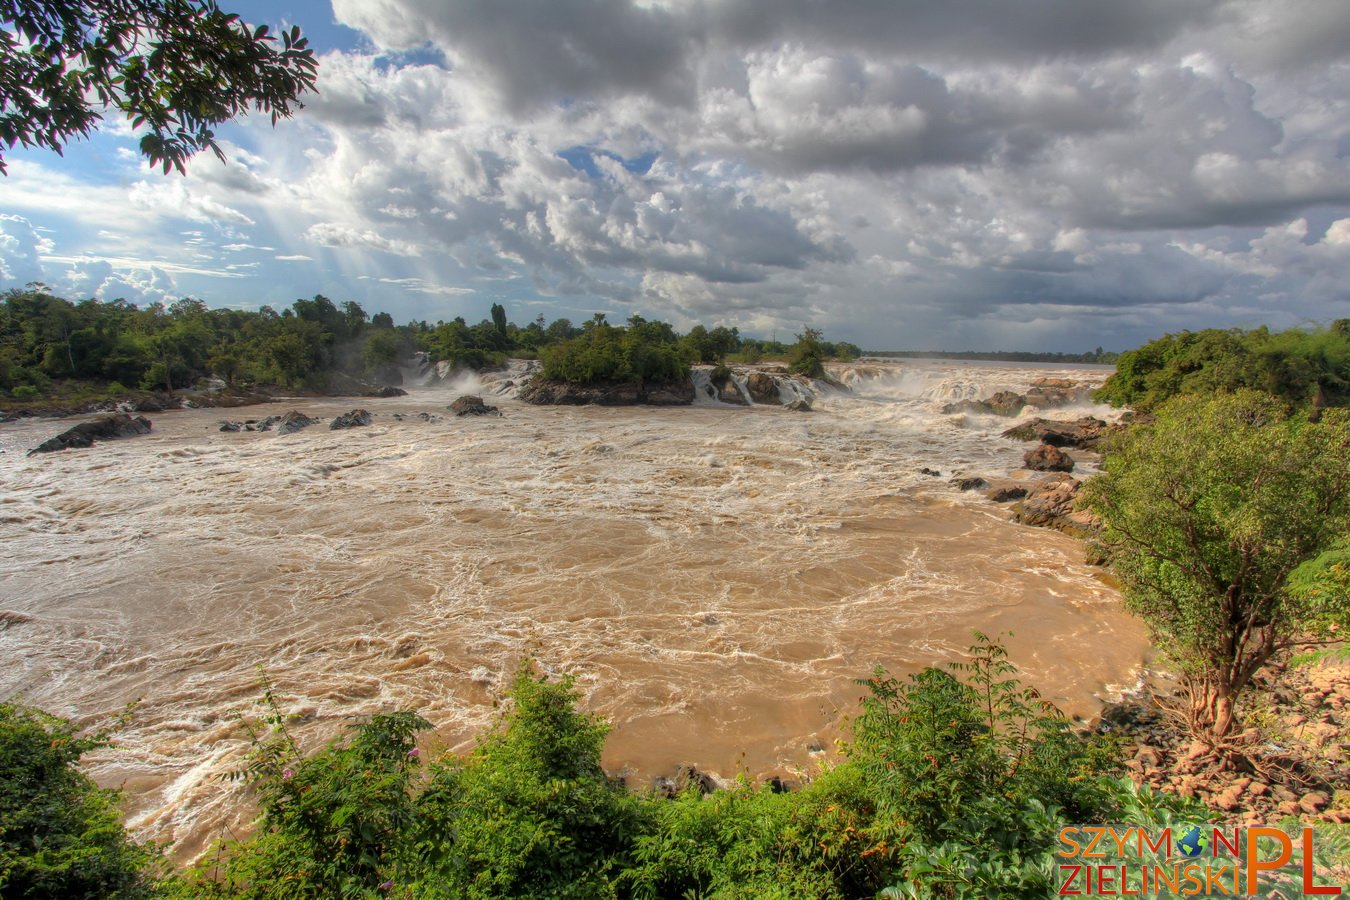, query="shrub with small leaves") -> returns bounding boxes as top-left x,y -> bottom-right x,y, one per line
0,703 -> 156,899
